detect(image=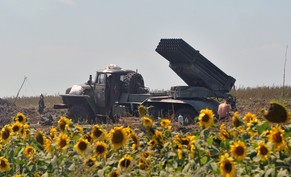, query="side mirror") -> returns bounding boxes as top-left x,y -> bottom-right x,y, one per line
87,75 -> 92,85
